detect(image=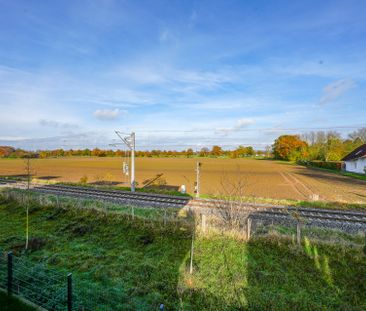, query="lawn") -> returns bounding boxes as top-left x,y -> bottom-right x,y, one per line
0,292 -> 35,311
0,192 -> 365,310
